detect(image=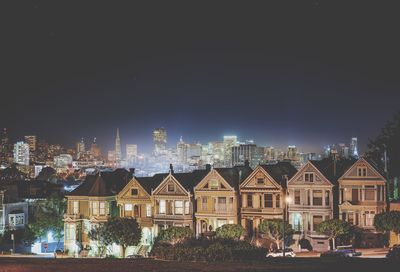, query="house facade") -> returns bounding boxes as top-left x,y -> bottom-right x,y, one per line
152,169 -> 208,235
64,170 -> 130,256
239,162 -> 297,237
194,165 -> 252,235
338,157 -> 387,247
